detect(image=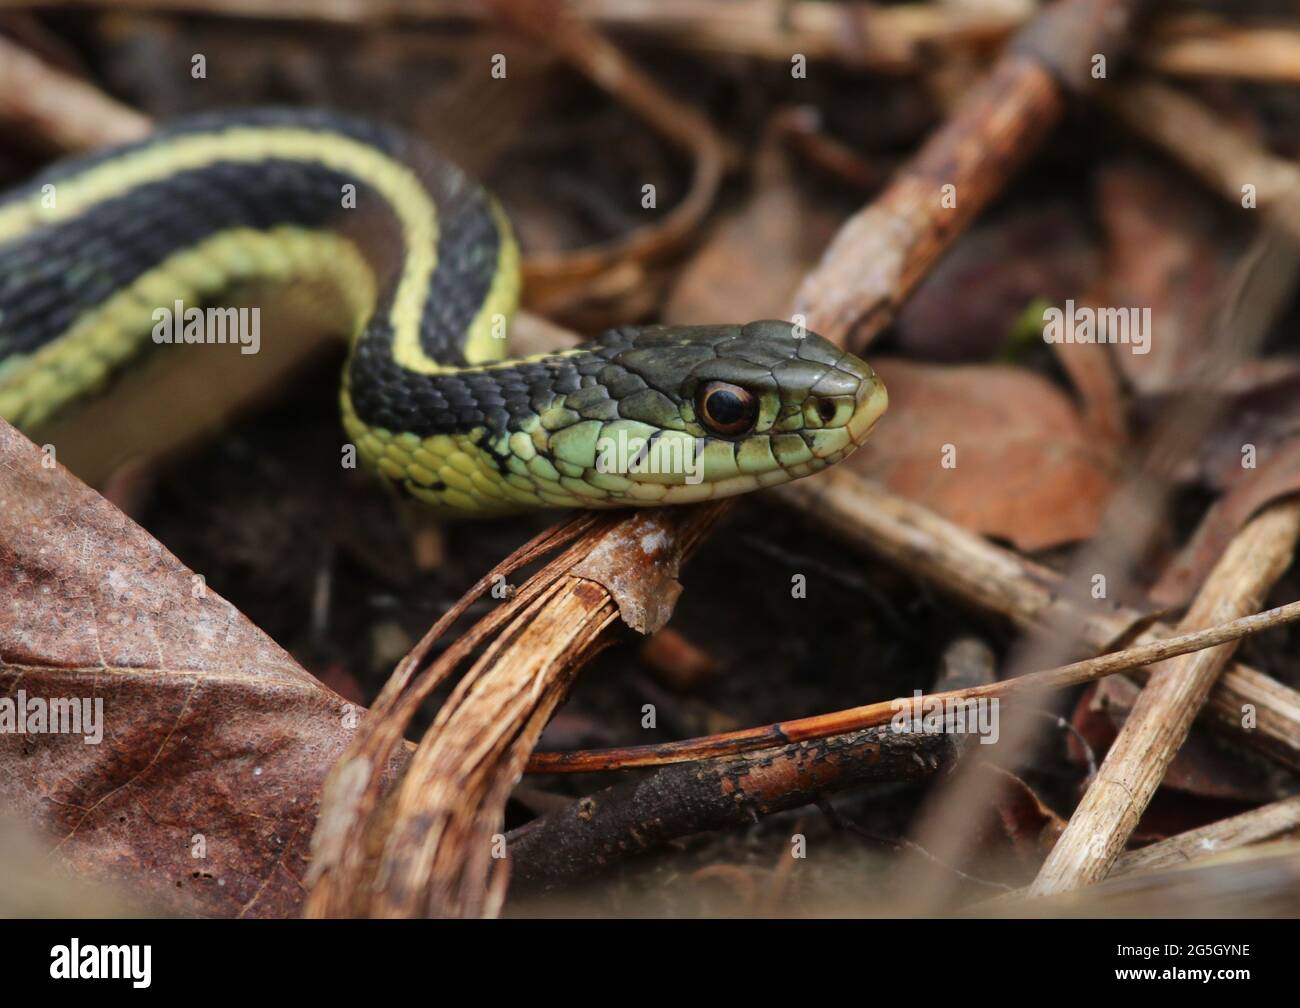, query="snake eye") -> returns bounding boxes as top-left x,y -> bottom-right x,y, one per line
696,381 -> 759,437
